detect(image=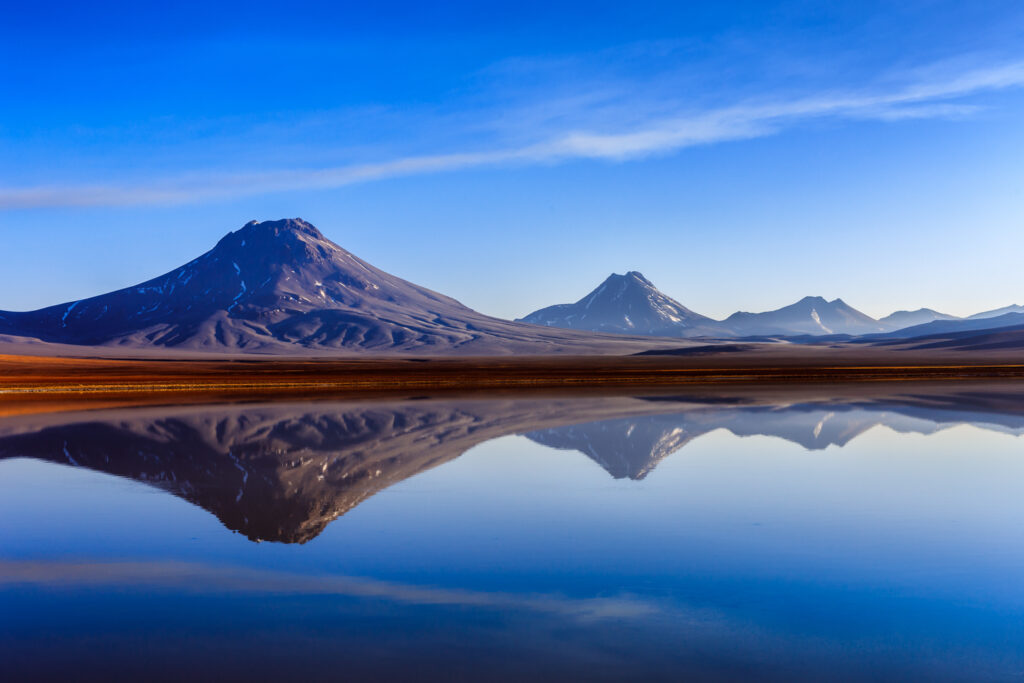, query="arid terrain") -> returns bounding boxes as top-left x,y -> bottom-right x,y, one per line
3,343 -> 1024,410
